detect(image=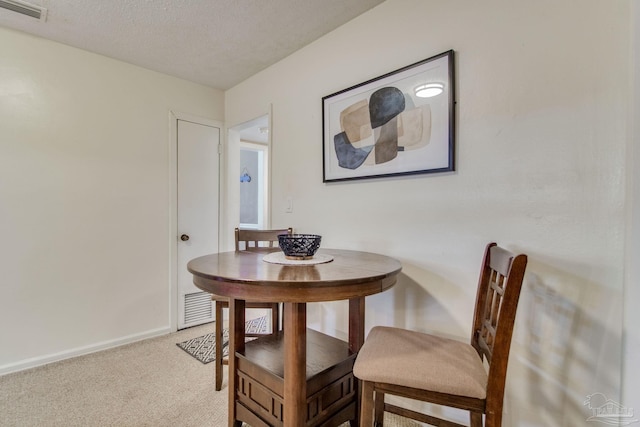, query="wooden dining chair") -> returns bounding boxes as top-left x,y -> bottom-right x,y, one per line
212,227 -> 293,391
353,242 -> 528,427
